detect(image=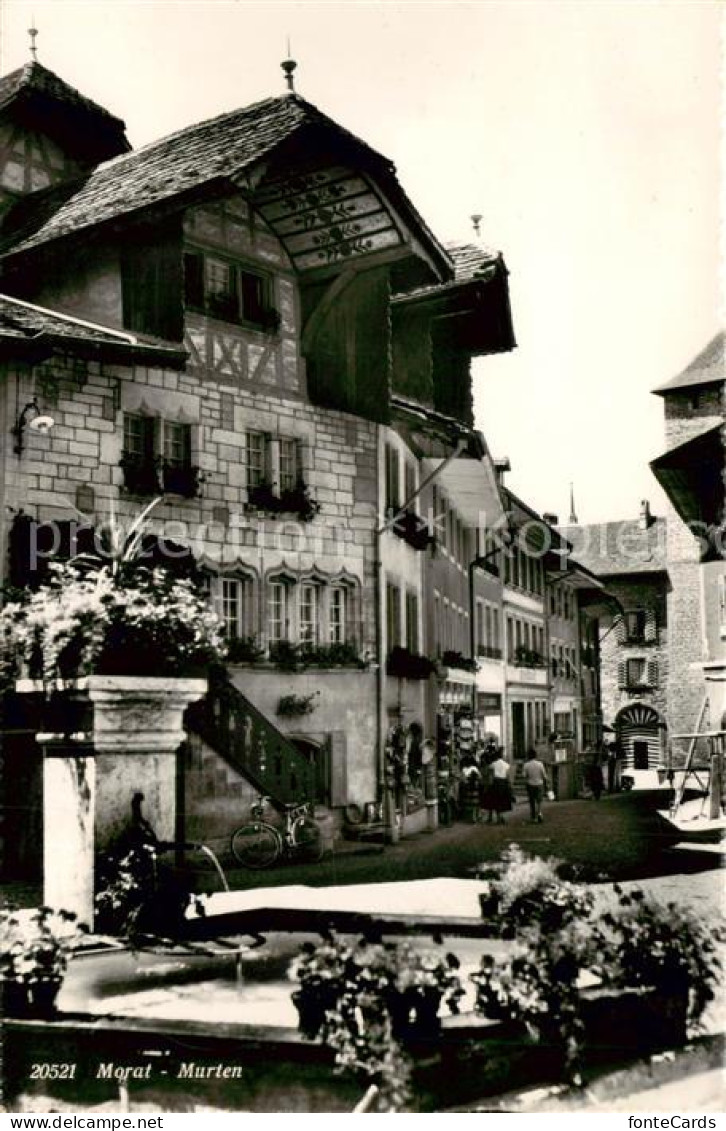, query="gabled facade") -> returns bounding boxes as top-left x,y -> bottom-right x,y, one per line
560,505 -> 669,781
0,60 -> 515,862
